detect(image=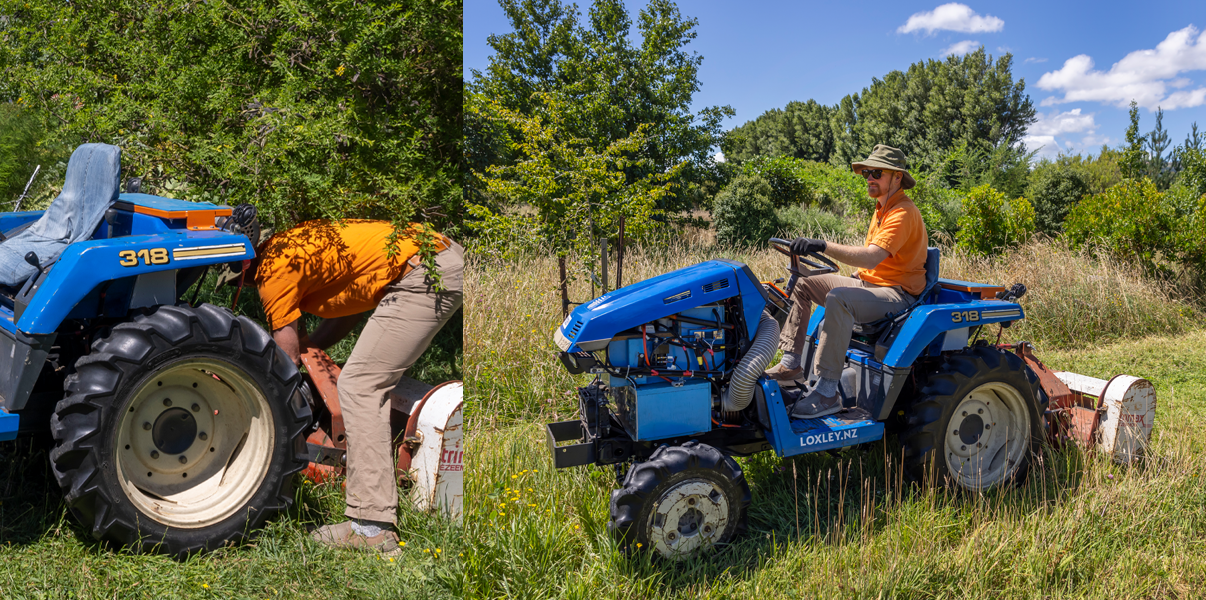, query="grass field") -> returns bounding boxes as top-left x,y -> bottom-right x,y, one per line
0,273 -> 464,599
465,238 -> 1206,599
